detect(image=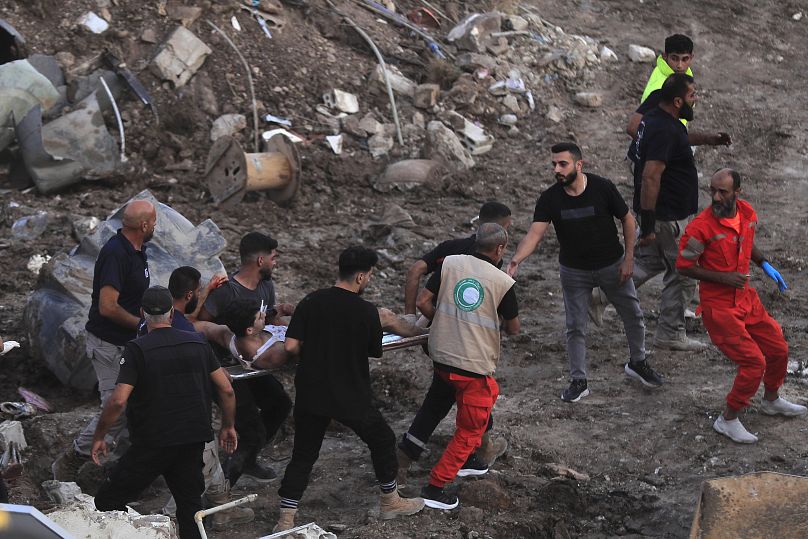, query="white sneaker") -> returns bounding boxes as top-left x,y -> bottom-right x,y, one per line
654,334 -> 708,352
760,397 -> 808,417
713,415 -> 758,444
